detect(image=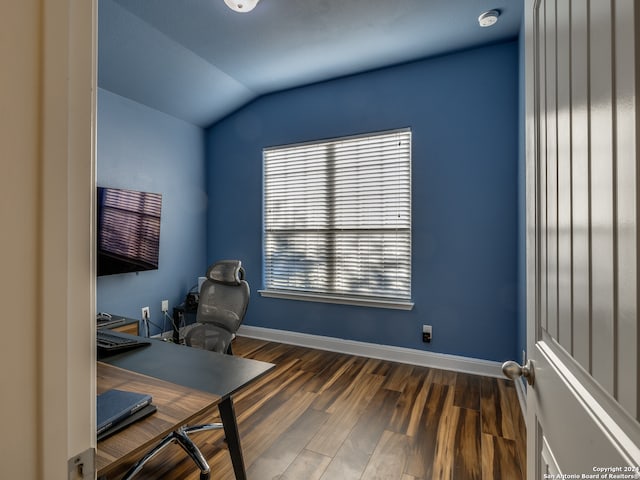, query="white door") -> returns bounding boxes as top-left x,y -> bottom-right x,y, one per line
521,0 -> 640,477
